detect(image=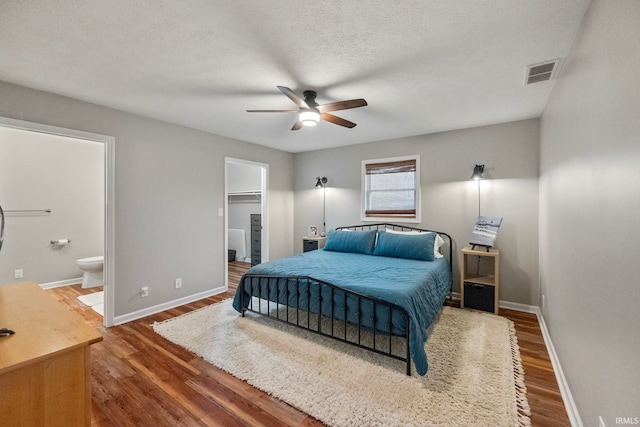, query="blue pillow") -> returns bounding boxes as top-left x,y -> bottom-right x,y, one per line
323,229 -> 377,255
373,230 -> 435,261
